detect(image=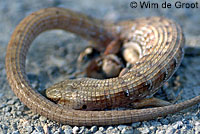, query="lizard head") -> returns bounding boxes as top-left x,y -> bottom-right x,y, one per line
45,79 -> 83,109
